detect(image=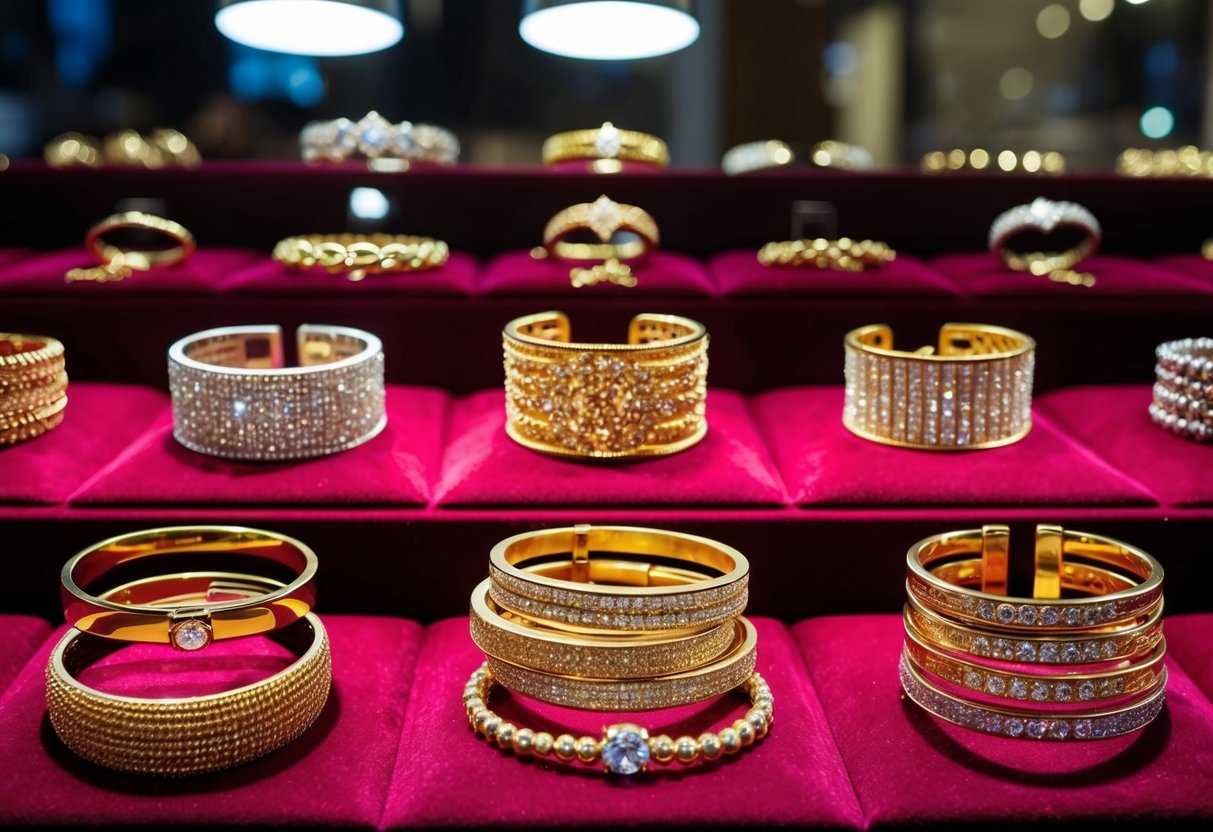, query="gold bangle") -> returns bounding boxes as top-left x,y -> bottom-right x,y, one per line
543,122 -> 669,169
922,148 -> 1066,174
899,653 -> 1165,741
60,526 -> 318,650
757,238 -> 895,271
0,334 -> 68,446
66,211 -> 196,283
906,525 -> 1164,631
464,663 -> 772,775
470,580 -> 737,679
489,525 -> 747,634
46,614 -> 330,776
503,312 -> 708,459
843,323 -> 1035,450
272,233 -> 449,282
